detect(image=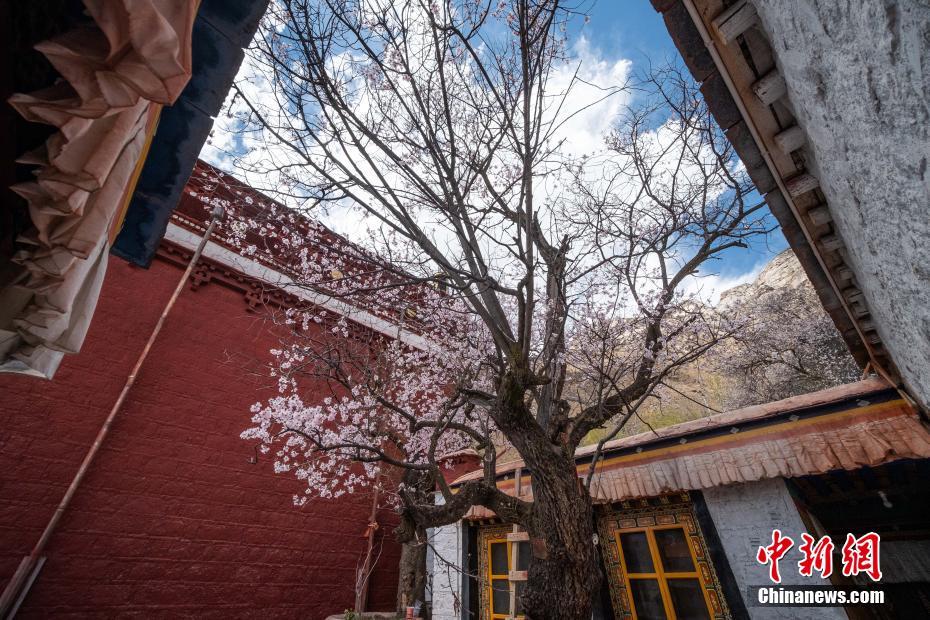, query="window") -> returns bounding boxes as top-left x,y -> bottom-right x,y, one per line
479,527 -> 532,619
598,496 -> 730,619
615,525 -> 712,620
